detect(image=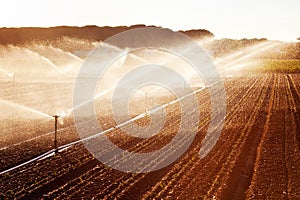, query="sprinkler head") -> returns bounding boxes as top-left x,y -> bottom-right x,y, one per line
53,111 -> 67,125
53,115 -> 60,119
8,72 -> 14,78
55,110 -> 67,118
